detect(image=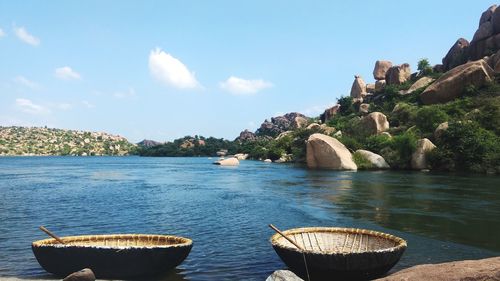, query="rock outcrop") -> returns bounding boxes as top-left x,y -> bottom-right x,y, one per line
256,113 -> 309,137
375,257 -> 500,281
234,153 -> 249,160
385,63 -> 411,85
137,139 -> 162,148
355,149 -> 390,169
306,133 -> 357,170
237,129 -> 257,142
359,112 -> 389,135
359,103 -> 370,114
320,105 -> 340,123
63,268 -> 96,281
373,60 -> 393,80
442,38 -> 470,71
406,77 -> 435,94
420,59 -> 494,104
434,122 -> 449,139
350,75 -> 367,99
411,138 -> 436,170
